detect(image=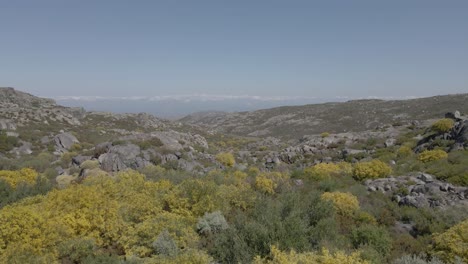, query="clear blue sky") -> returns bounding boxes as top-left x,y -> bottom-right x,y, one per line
1,0 -> 467,98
